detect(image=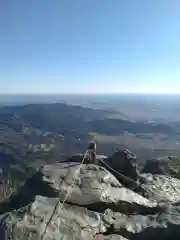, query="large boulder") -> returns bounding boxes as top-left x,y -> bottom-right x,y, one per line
100,150 -> 140,192
142,156 -> 180,178
1,196 -> 180,240
0,195 -> 106,240
105,149 -> 139,181
40,163 -> 157,214
67,149 -> 139,190
0,163 -> 157,215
